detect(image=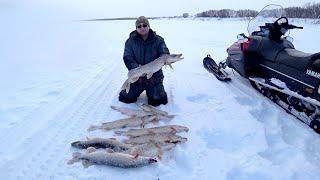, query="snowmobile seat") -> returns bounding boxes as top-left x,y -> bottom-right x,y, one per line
275,48 -> 315,71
